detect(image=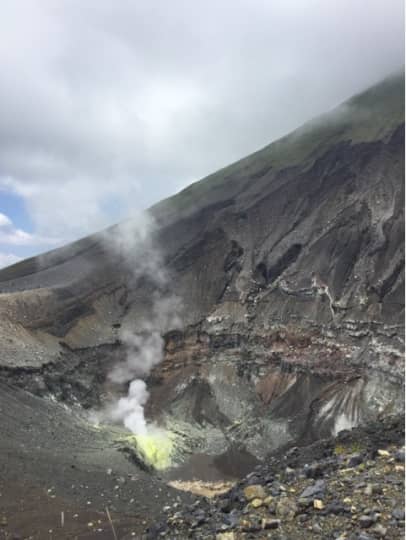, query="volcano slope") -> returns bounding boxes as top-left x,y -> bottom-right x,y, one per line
0,74 -> 404,537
